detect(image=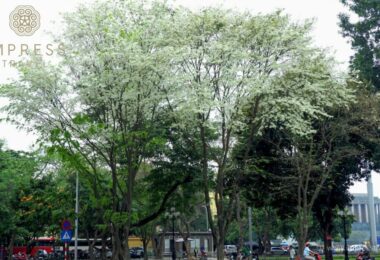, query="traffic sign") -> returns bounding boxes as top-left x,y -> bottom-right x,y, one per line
60,230 -> 73,242
61,220 -> 72,231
